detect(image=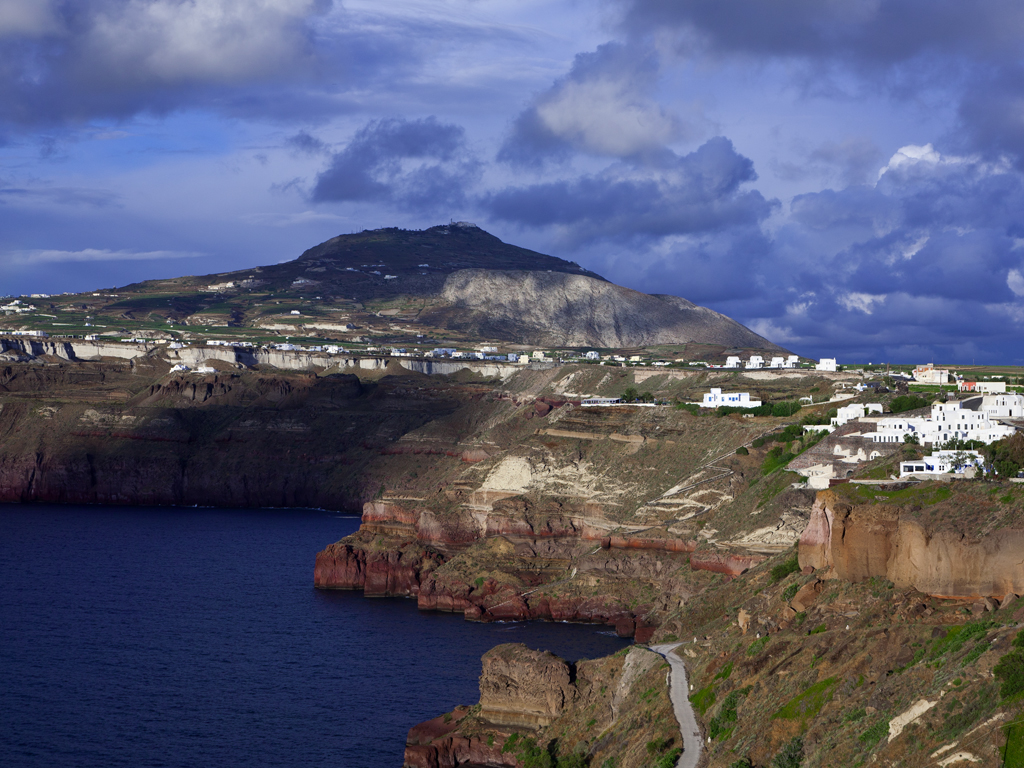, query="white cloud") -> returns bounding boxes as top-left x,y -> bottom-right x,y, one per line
6,248 -> 204,265
85,0 -> 326,84
0,0 -> 60,38
838,292 -> 887,314
748,318 -> 799,344
535,77 -> 679,157
1007,268 -> 1024,297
